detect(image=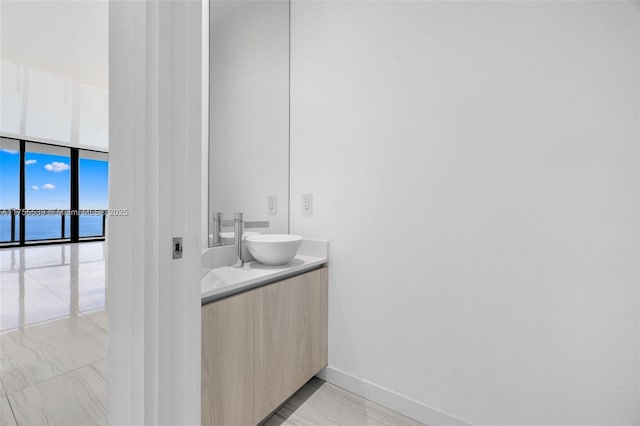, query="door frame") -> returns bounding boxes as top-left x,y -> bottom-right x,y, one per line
108,1 -> 202,424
